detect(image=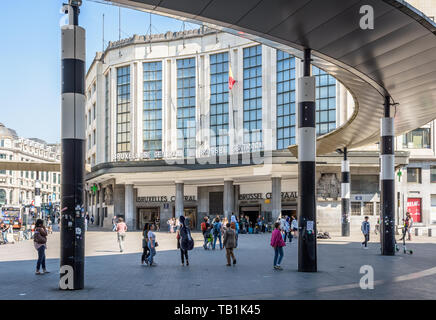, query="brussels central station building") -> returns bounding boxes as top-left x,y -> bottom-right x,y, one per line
84,27 -> 436,233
